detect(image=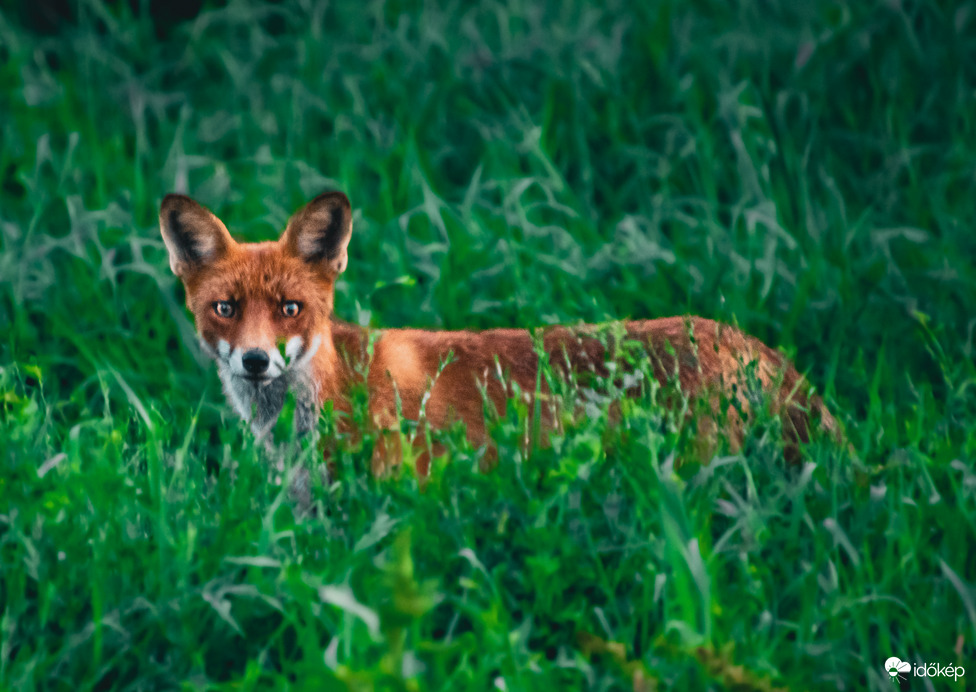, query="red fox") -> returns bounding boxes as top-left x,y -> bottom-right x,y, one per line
160,191 -> 838,475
